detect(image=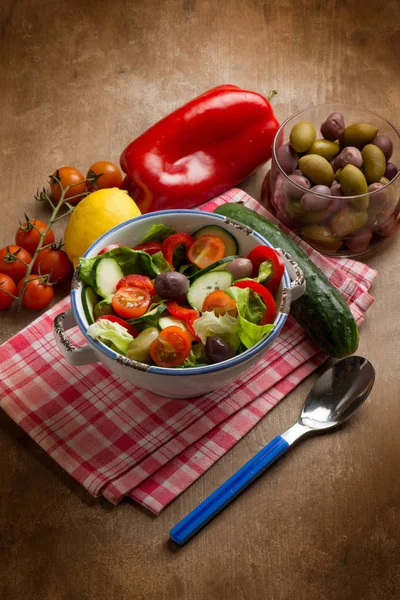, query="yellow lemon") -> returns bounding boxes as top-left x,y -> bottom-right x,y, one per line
64,188 -> 141,268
